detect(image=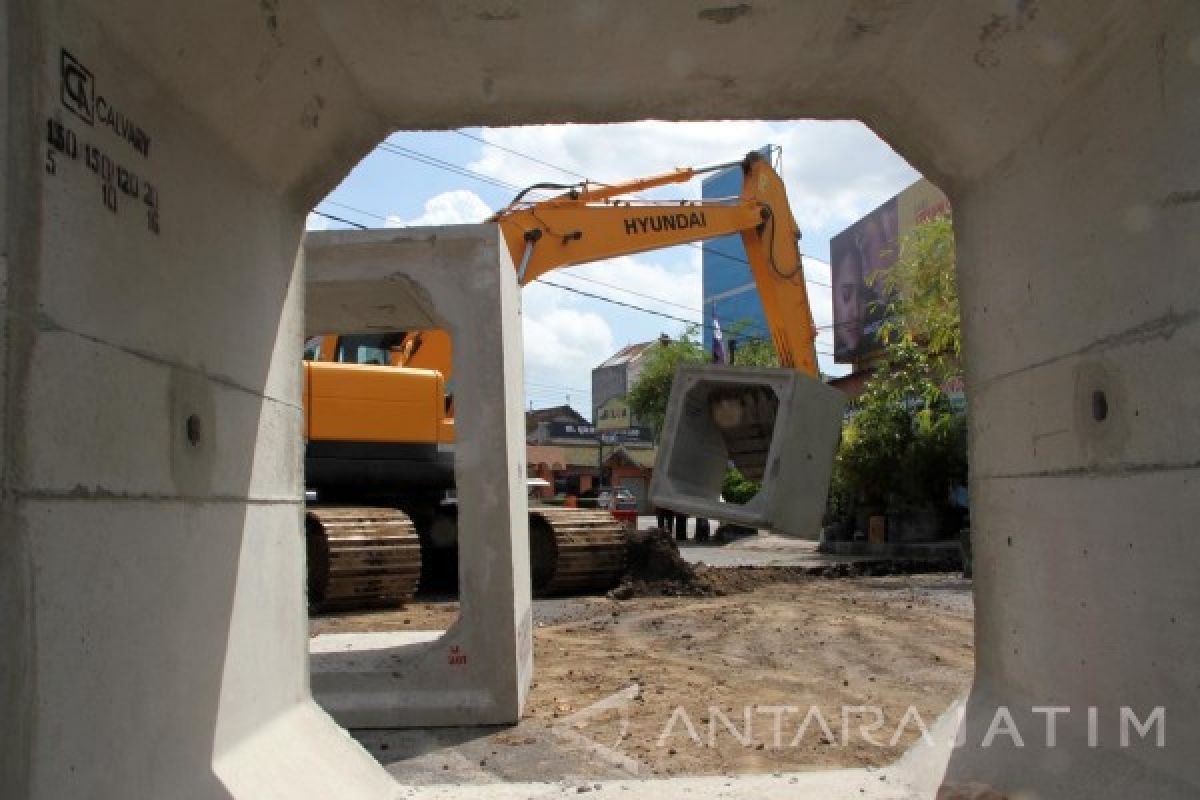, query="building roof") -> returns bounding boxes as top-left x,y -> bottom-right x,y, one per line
604,446 -> 657,469
595,341 -> 655,369
527,444 -> 602,469
525,405 -> 589,436
527,444 -> 657,470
